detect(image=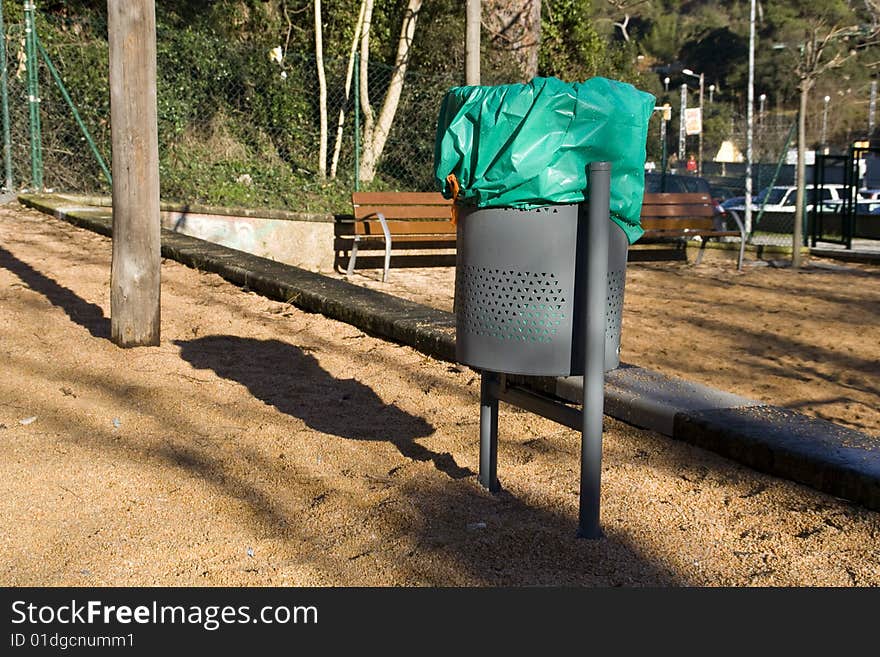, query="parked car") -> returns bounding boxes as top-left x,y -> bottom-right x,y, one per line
645,172 -> 713,195
723,184 -> 848,215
